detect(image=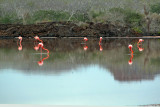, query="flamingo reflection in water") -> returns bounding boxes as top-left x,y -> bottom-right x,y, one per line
34,36 -> 49,66
83,37 -> 88,51
99,37 -> 103,51
17,36 -> 22,51
128,44 -> 133,65
34,36 -> 43,51
137,39 -> 144,52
